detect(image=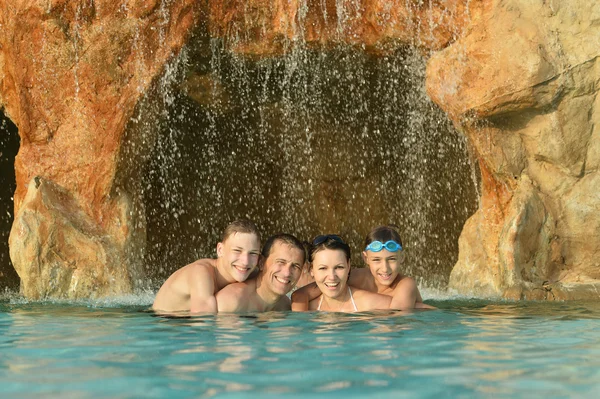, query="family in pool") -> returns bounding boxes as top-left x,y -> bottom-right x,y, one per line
152,219 -> 435,314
